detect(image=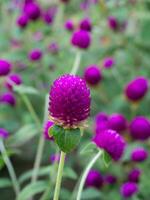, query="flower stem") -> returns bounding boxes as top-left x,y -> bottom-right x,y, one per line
0,139 -> 20,196
76,150 -> 103,200
53,151 -> 66,200
71,51 -> 82,75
